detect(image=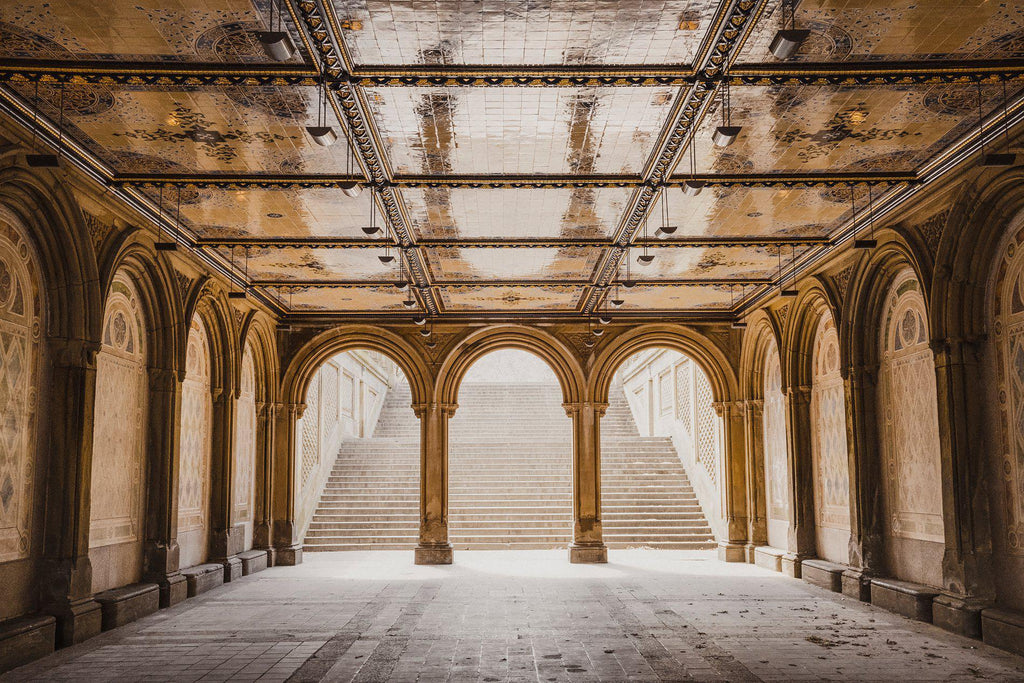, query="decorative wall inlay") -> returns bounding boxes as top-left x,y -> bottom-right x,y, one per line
0,220 -> 41,564
83,211 -> 114,250
878,270 -> 944,543
178,315 -> 212,534
695,368 -> 718,486
833,265 -> 854,302
990,229 -> 1024,555
811,313 -> 851,531
675,358 -> 692,430
174,270 -> 192,302
300,371 -> 320,486
919,209 -> 951,256
90,273 -> 148,548
763,340 -> 789,522
232,343 -> 256,524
